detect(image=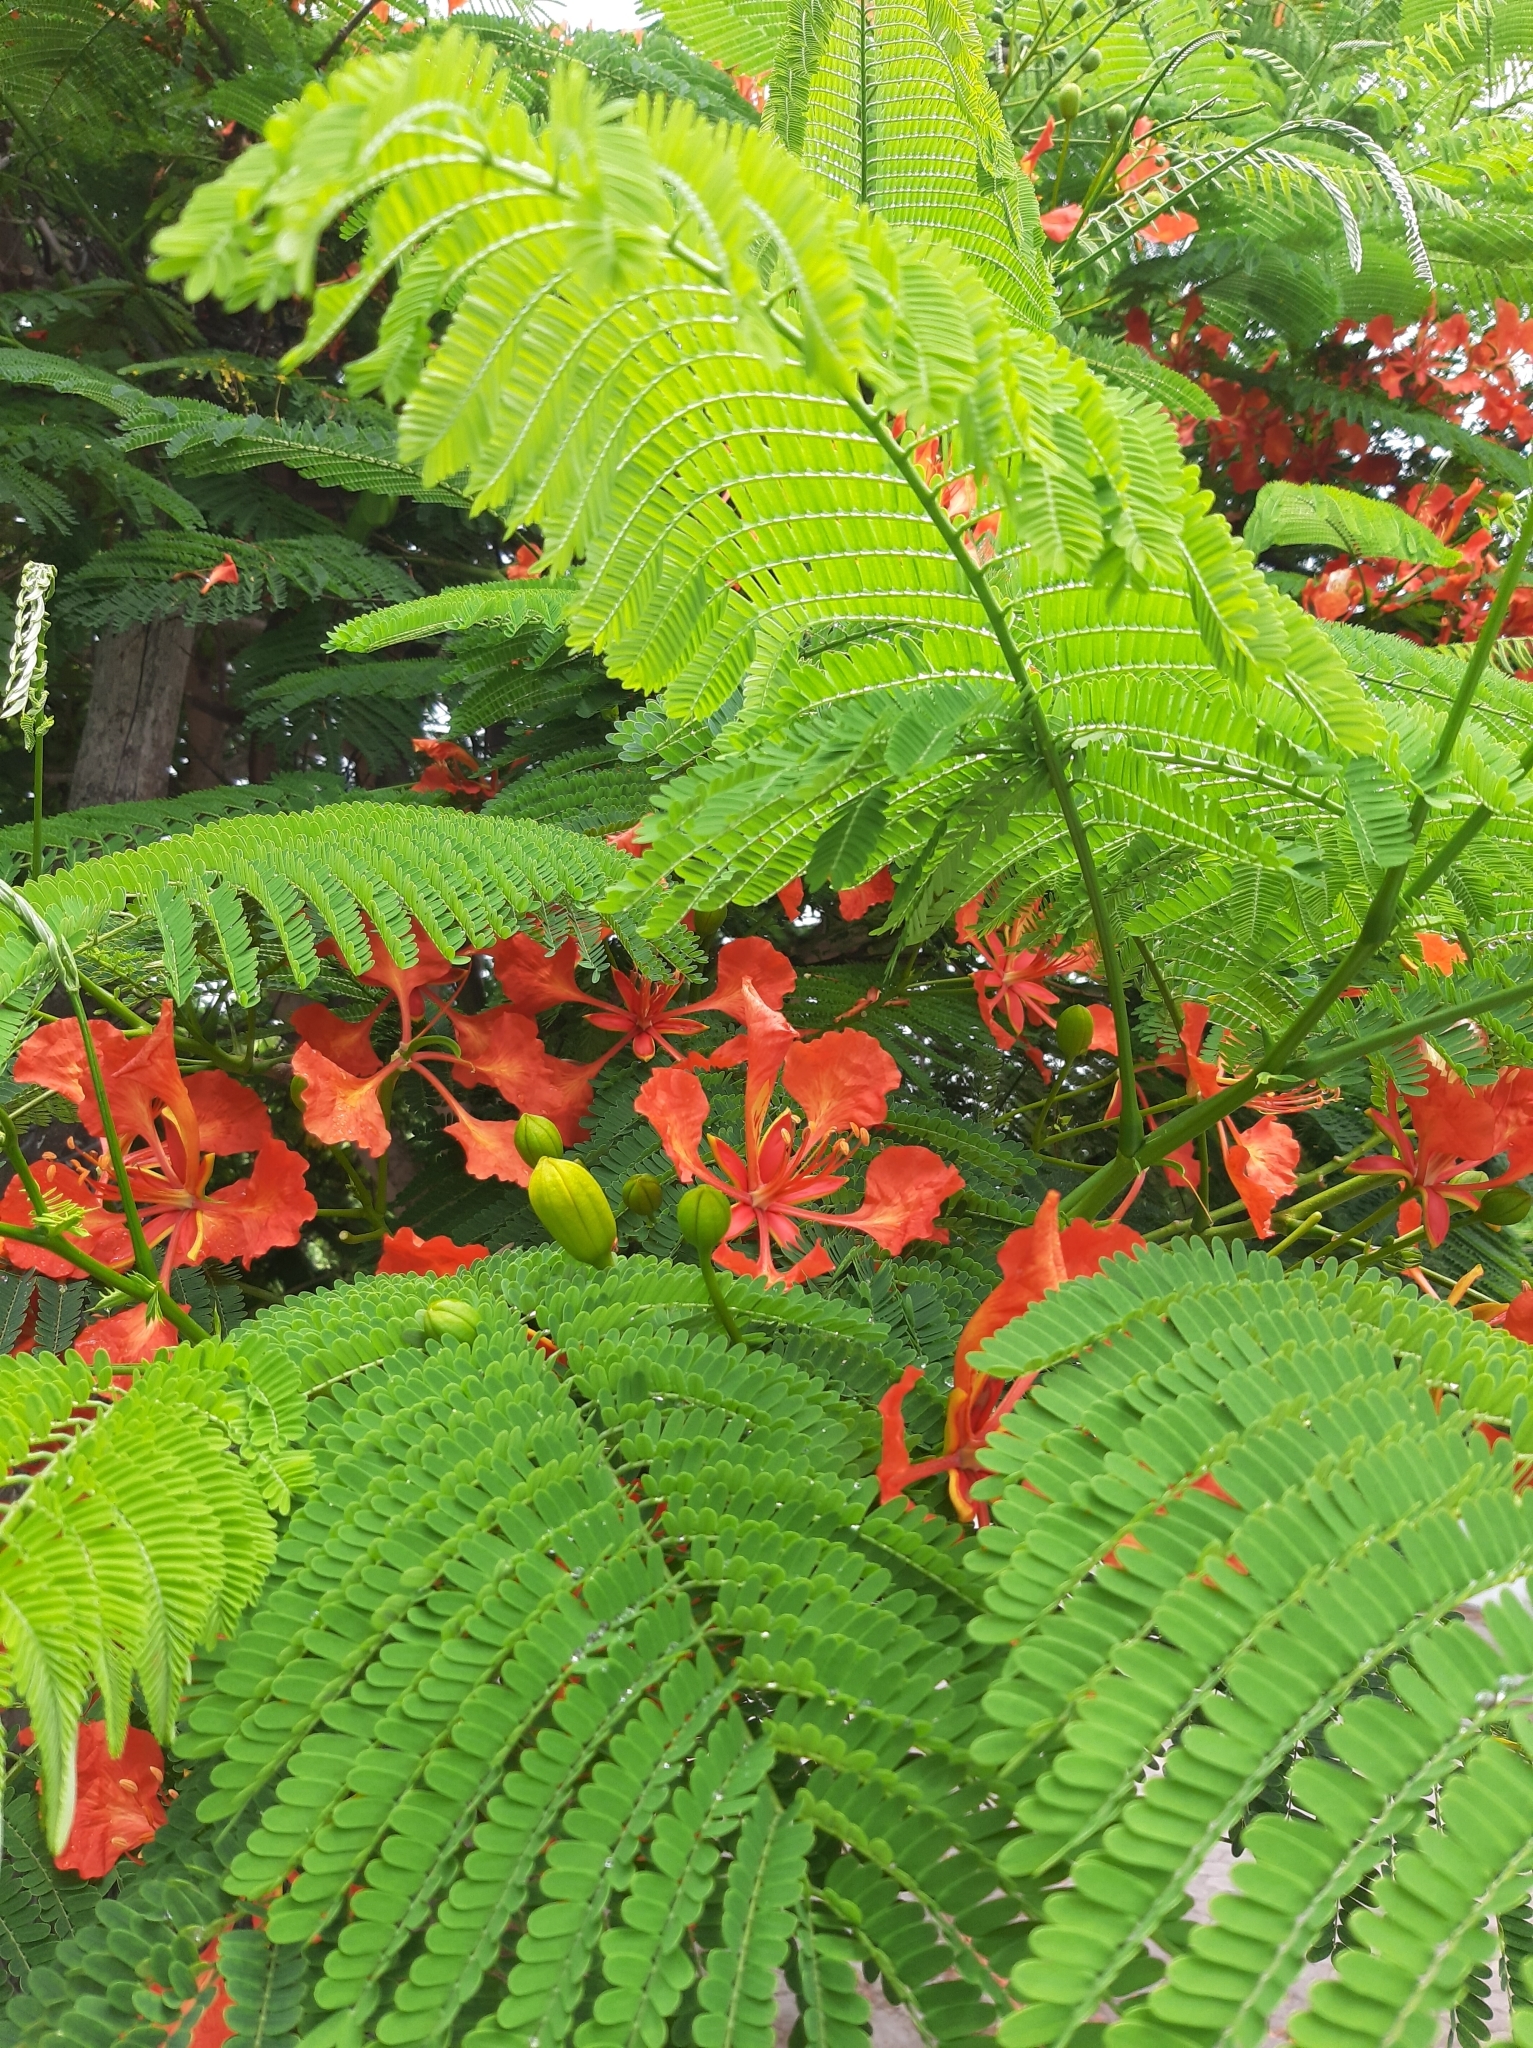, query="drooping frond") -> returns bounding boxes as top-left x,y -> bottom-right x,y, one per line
0,805 -> 673,1052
